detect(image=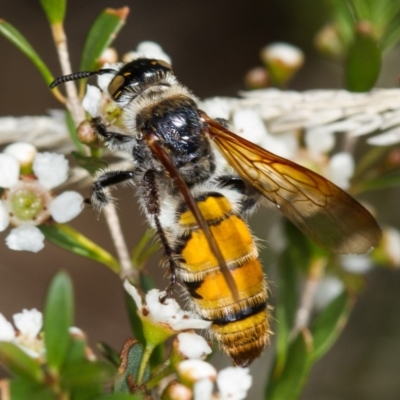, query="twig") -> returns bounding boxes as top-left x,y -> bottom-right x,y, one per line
102,204 -> 138,281
291,257 -> 327,338
51,22 -> 134,279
